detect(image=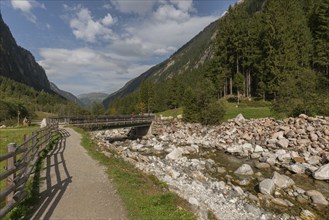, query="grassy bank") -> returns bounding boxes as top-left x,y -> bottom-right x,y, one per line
73,127 -> 196,220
